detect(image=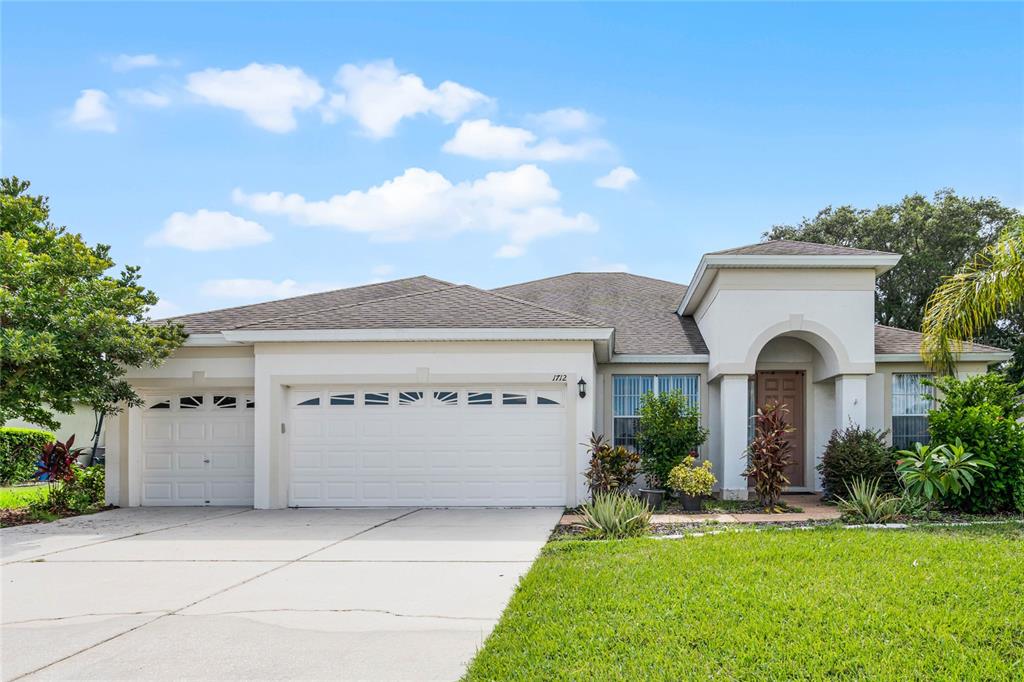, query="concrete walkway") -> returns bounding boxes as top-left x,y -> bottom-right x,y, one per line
1,506 -> 562,681
561,494 -> 841,527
